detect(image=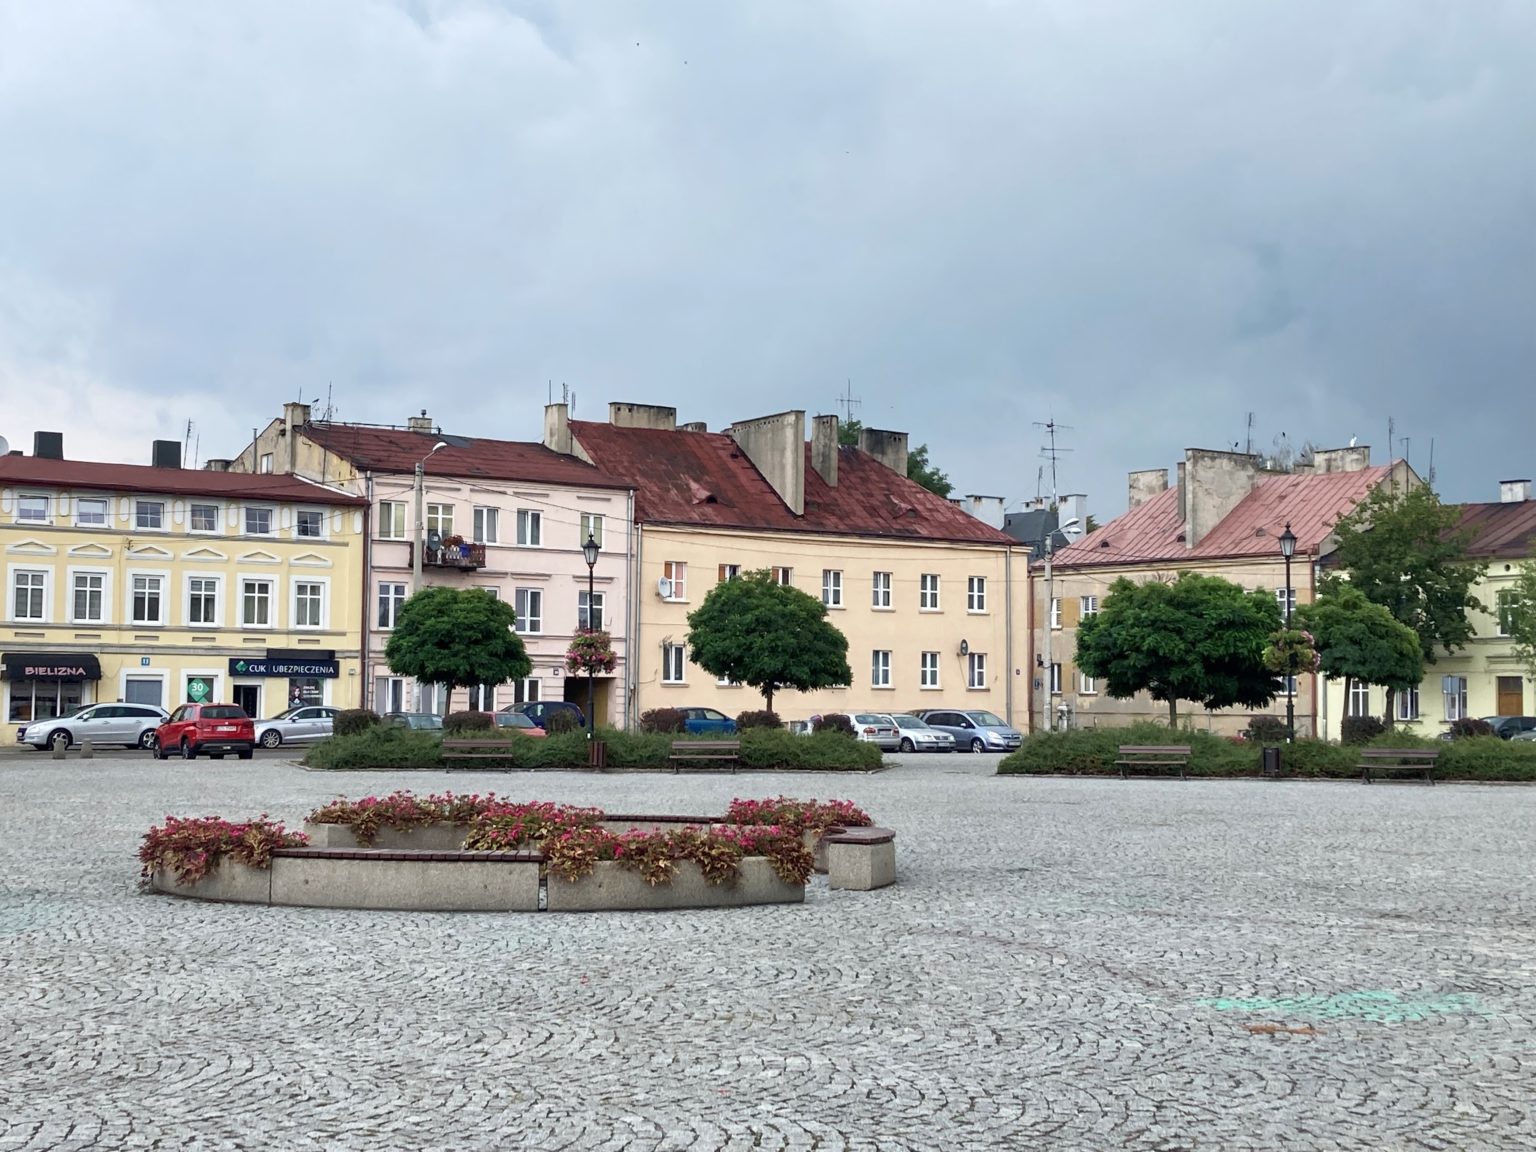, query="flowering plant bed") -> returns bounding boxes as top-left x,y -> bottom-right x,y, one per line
139,815 -> 309,885
307,791 -> 512,844
565,628 -> 618,675
723,796 -> 872,833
